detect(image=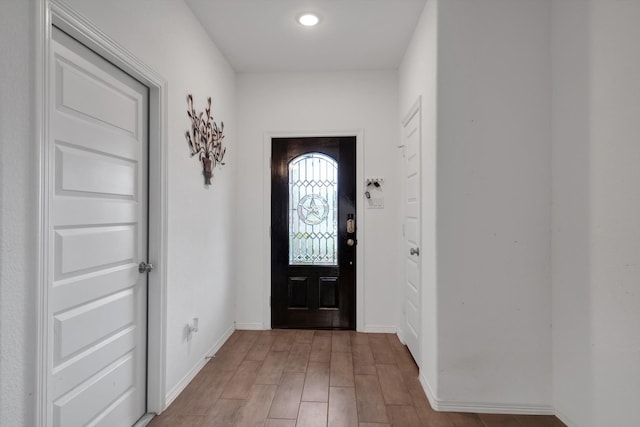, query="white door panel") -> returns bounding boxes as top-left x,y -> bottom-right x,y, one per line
54,289 -> 135,361
54,114 -> 142,160
55,58 -> 140,135
55,226 -> 137,276
53,354 -> 135,427
52,327 -> 136,397
403,106 -> 421,363
54,199 -> 138,227
55,144 -> 138,197
51,266 -> 138,313
406,259 -> 419,291
48,27 -> 148,427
